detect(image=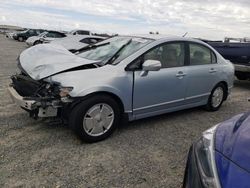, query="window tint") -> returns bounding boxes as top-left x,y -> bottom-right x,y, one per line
211,51 -> 217,64
46,32 -> 64,38
28,30 -> 35,34
77,30 -> 90,35
53,32 -> 64,38
89,38 -> 100,44
45,32 -> 55,38
37,30 -> 44,34
143,43 -> 185,68
189,43 -> 216,65
80,38 -> 91,44
82,38 -> 102,44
